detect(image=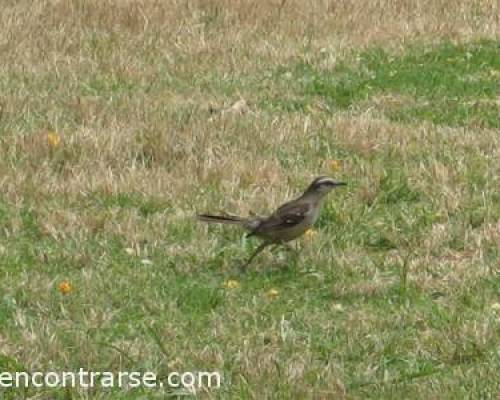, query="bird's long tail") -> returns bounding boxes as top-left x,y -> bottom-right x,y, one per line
196,214 -> 246,225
